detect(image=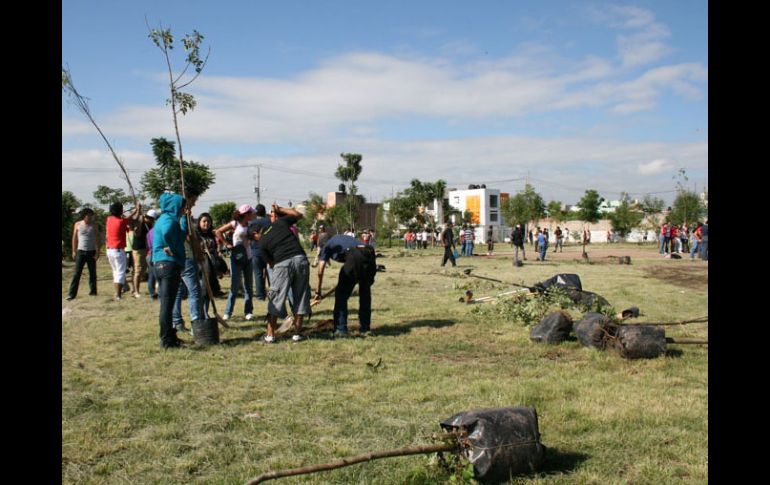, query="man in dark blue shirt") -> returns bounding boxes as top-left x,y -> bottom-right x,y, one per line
314,234 -> 377,336
248,204 -> 271,300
